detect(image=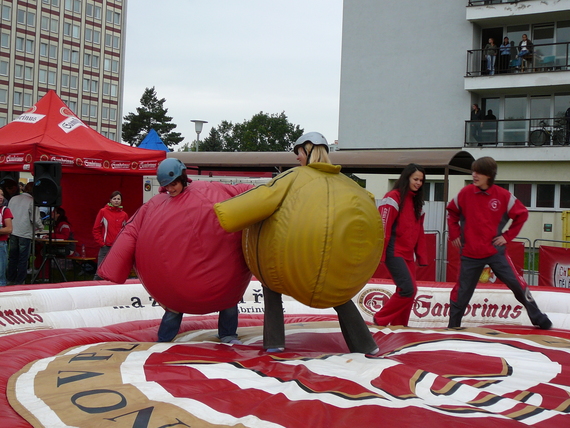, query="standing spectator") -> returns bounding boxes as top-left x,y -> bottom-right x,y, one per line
0,179 -> 20,207
484,38 -> 498,75
447,156 -> 552,330
373,164 -> 427,327
470,103 -> 484,143
516,34 -> 534,70
7,182 -> 43,284
564,104 -> 570,145
498,37 -> 513,73
92,191 -> 128,280
483,109 -> 498,143
0,189 -> 14,286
